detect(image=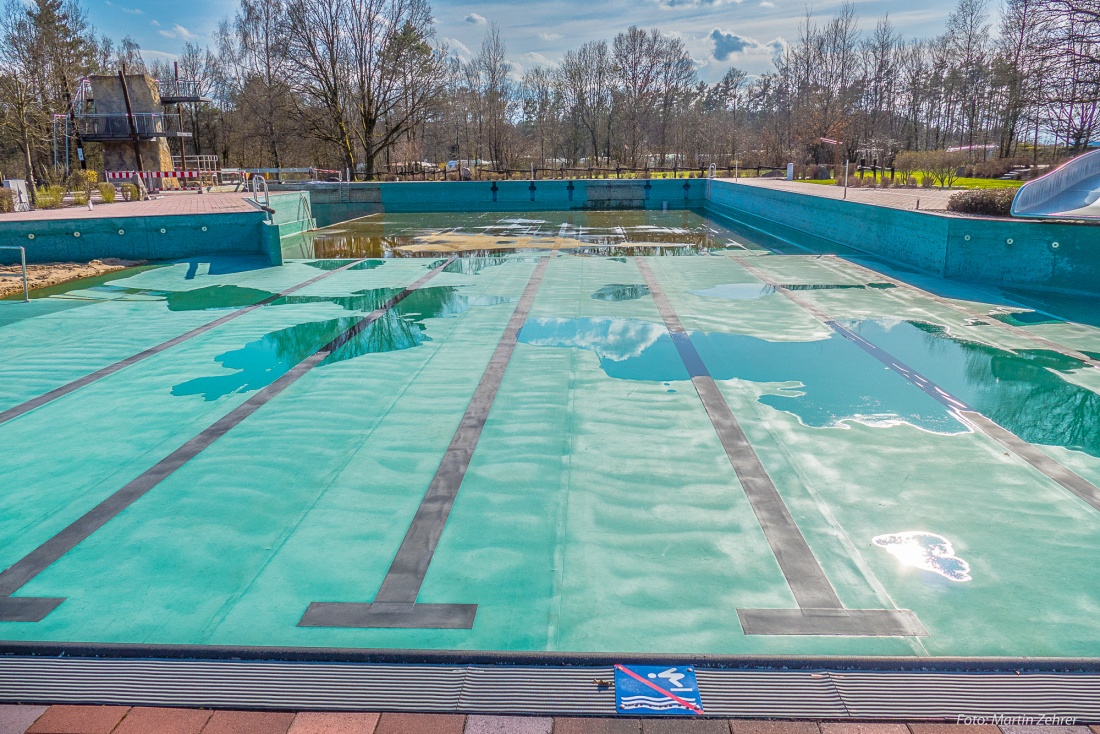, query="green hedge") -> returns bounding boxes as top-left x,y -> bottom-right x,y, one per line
947,188 -> 1016,216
